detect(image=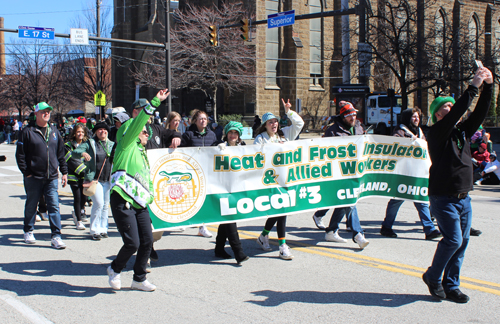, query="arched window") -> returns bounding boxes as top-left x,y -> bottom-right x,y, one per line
266,0 -> 280,86
309,0 -> 323,87
468,14 -> 479,60
434,8 -> 446,64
